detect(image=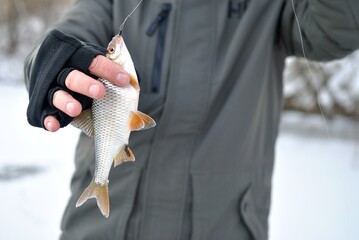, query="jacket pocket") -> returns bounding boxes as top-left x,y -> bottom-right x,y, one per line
141,2 -> 173,94
191,173 -> 266,240
239,185 -> 266,240
138,2 -> 175,119
146,3 -> 172,93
